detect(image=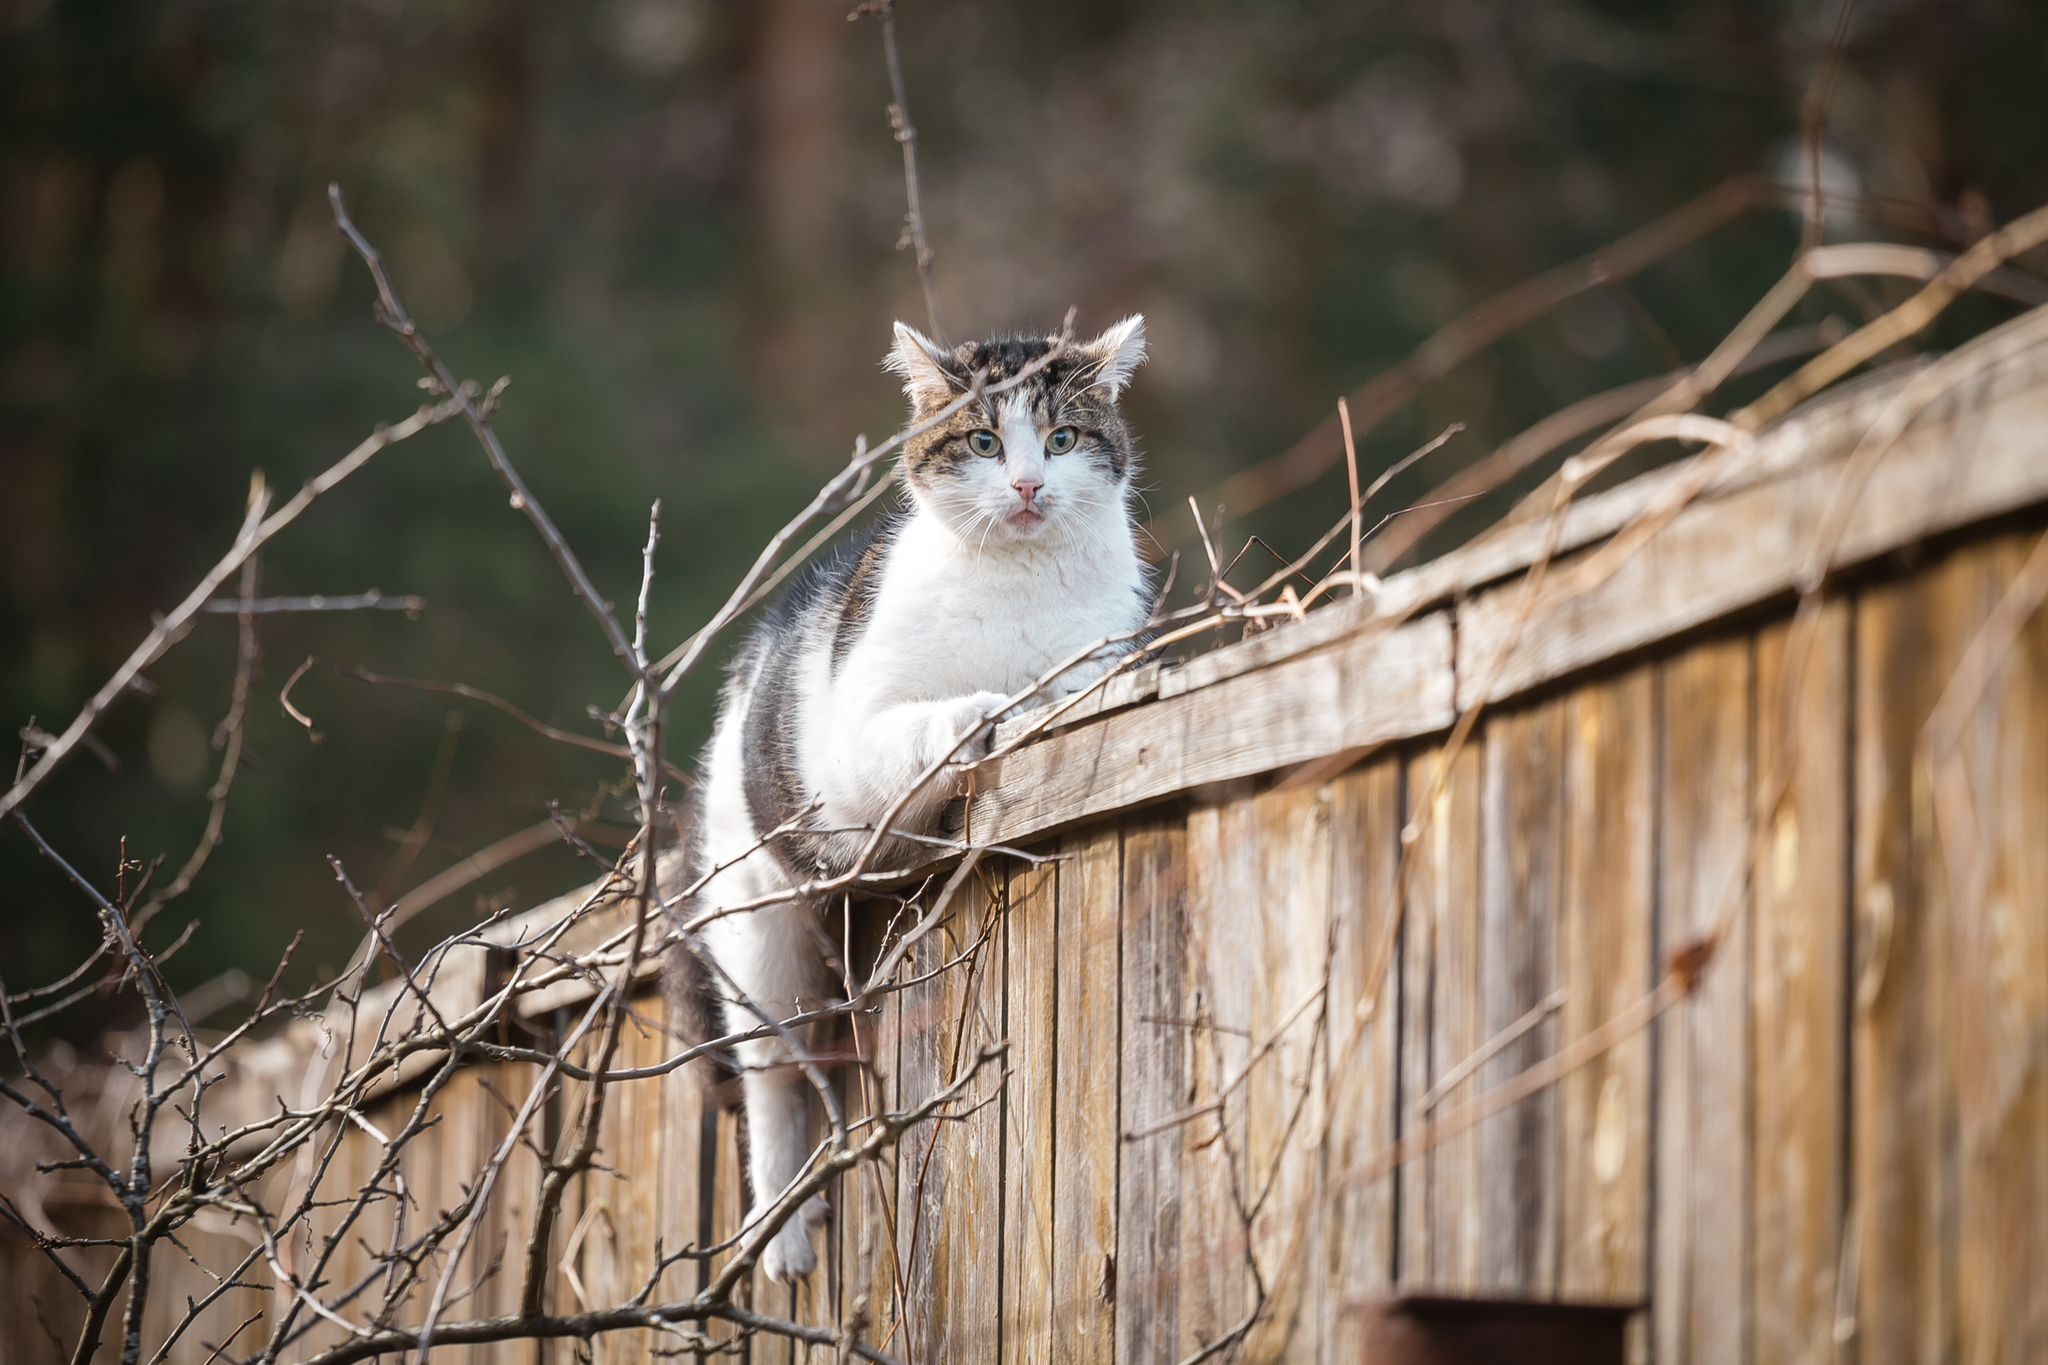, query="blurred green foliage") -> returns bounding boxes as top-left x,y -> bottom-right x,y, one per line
3,0 -> 2043,1032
